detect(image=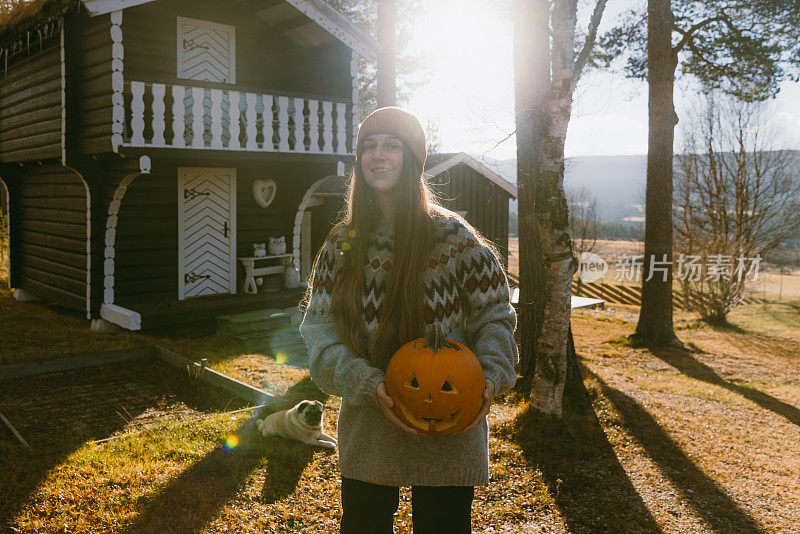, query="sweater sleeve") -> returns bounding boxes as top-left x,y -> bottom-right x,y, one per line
299,231 -> 385,407
456,228 -> 519,396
